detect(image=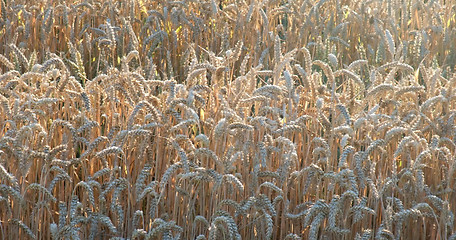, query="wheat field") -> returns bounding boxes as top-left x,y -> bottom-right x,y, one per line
0,0 -> 455,239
